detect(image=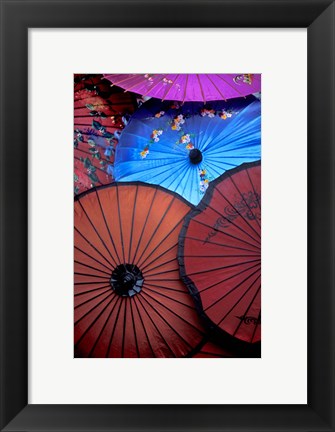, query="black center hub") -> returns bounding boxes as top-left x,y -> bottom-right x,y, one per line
189,148 -> 203,164
110,264 -> 144,297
